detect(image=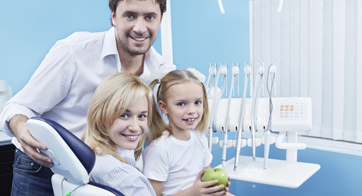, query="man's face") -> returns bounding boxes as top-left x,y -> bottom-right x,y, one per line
111,0 -> 162,56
